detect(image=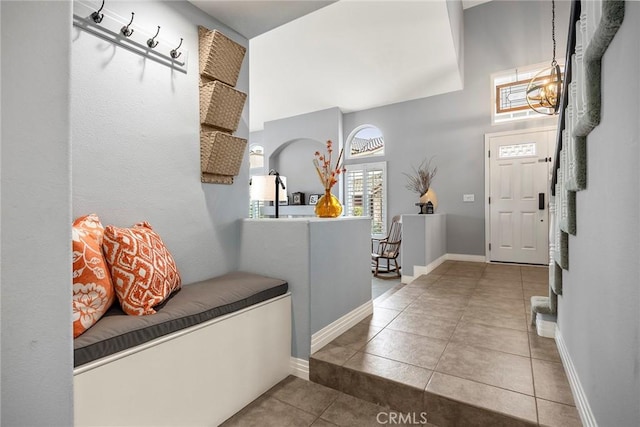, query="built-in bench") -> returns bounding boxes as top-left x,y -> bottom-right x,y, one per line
74,271 -> 292,426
